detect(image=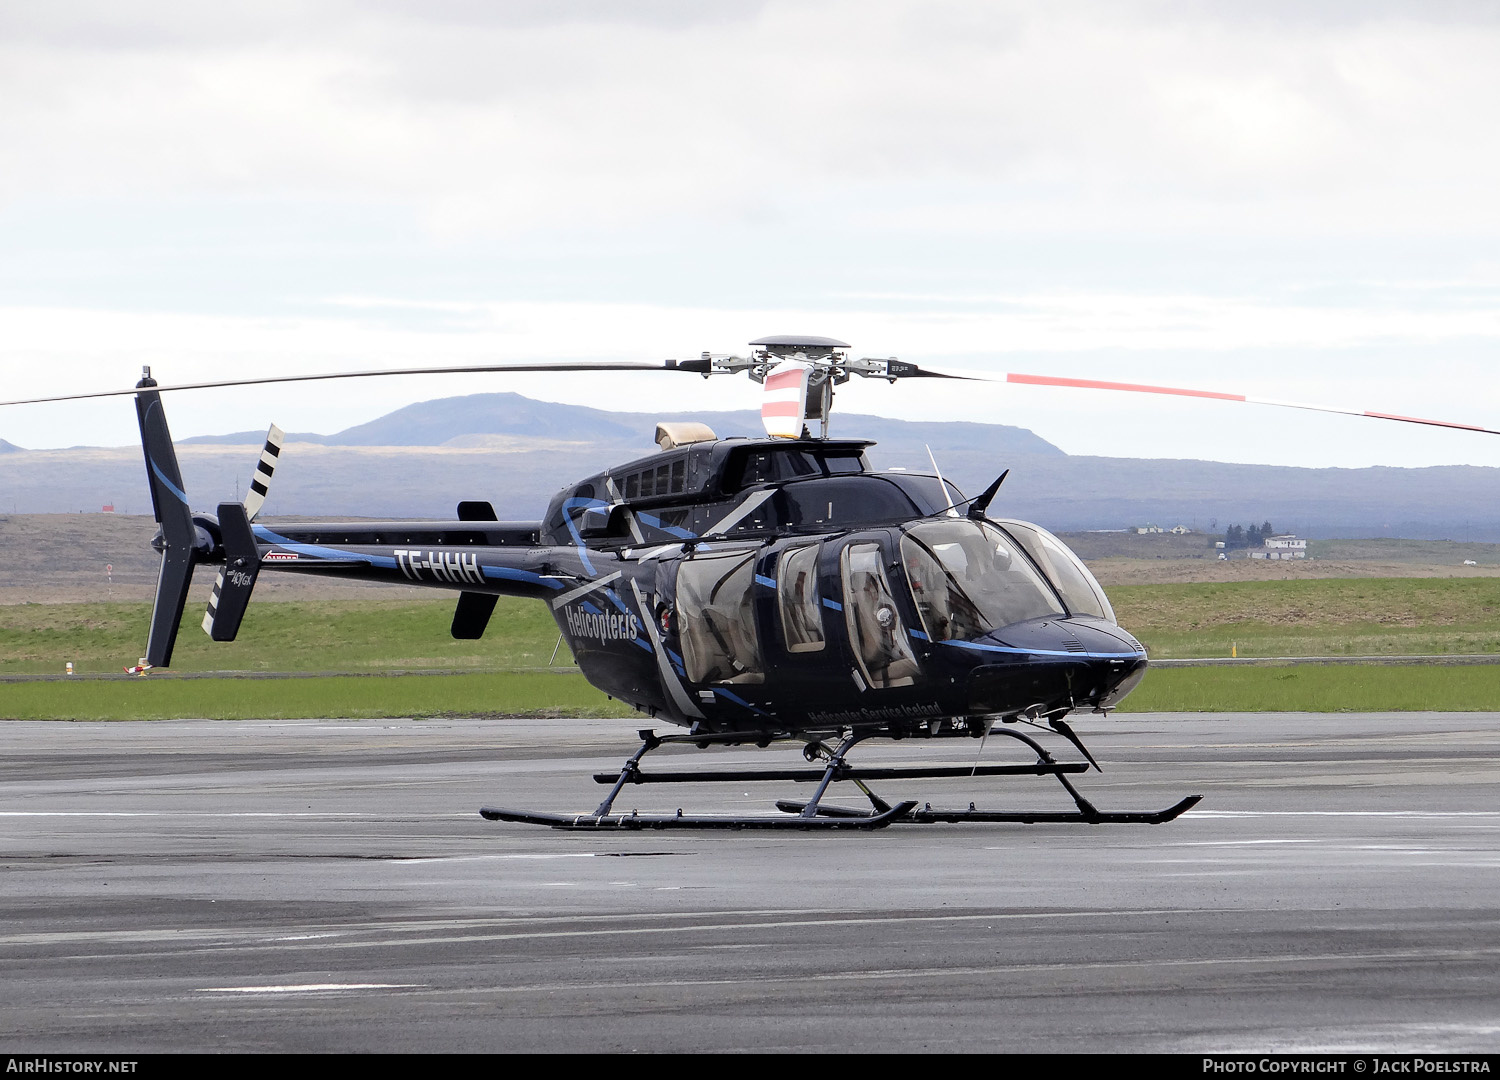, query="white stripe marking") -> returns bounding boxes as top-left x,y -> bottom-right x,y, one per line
703,488 -> 776,537
549,570 -> 623,610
